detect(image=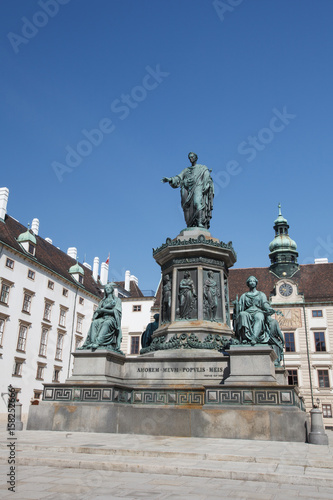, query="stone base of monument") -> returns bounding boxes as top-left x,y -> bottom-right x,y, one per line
27,347 -> 309,442
224,345 -> 279,385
